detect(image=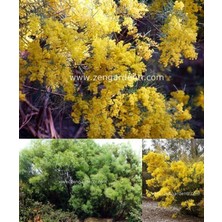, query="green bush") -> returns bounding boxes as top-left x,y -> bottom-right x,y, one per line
20,182 -> 78,222
19,140 -> 142,221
